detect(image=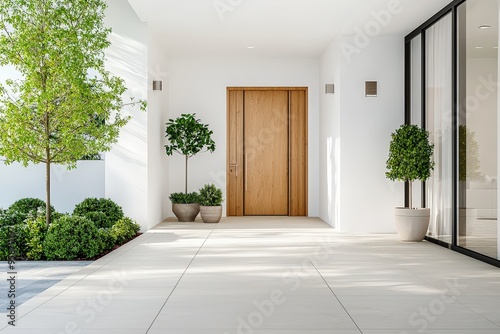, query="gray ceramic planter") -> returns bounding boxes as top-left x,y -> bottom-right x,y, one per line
172,203 -> 200,222
200,206 -> 222,223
